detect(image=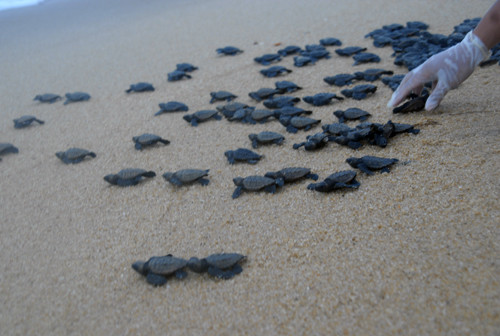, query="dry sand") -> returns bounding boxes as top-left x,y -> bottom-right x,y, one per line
0,0 -> 499,334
